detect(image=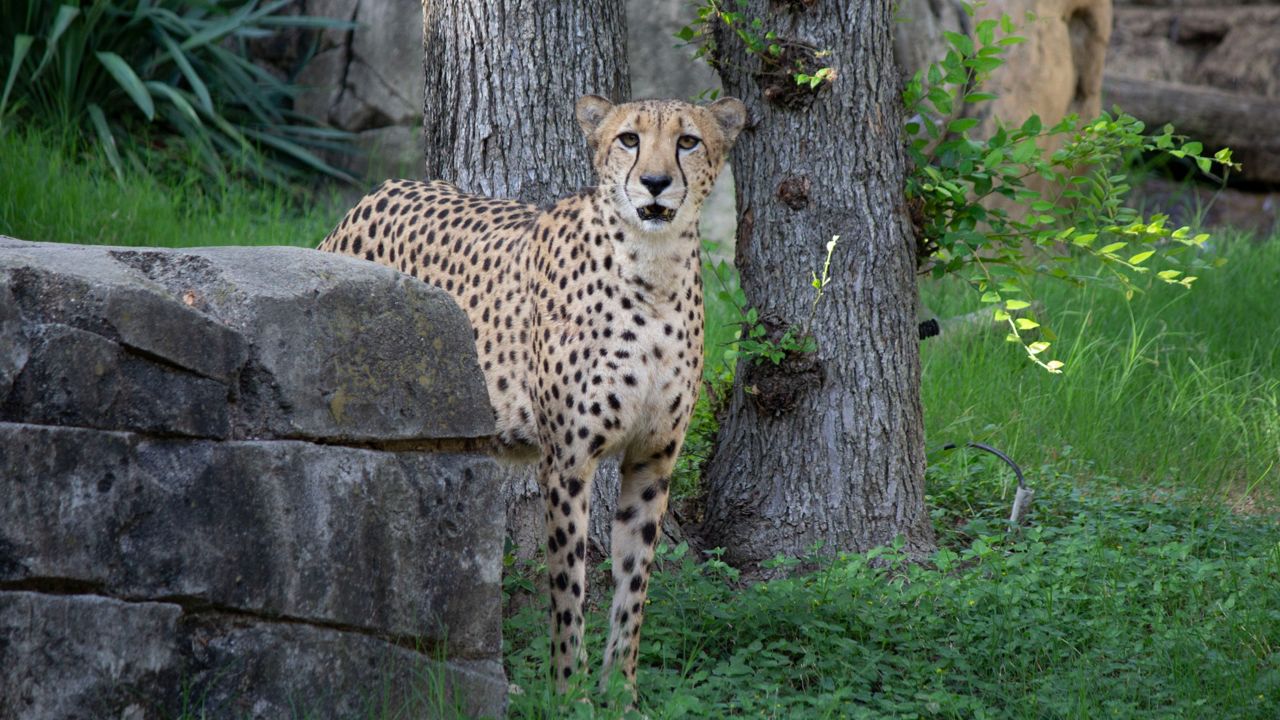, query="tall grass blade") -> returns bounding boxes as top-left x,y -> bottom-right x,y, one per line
96,51 -> 155,121
241,127 -> 355,184
178,1 -> 255,51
